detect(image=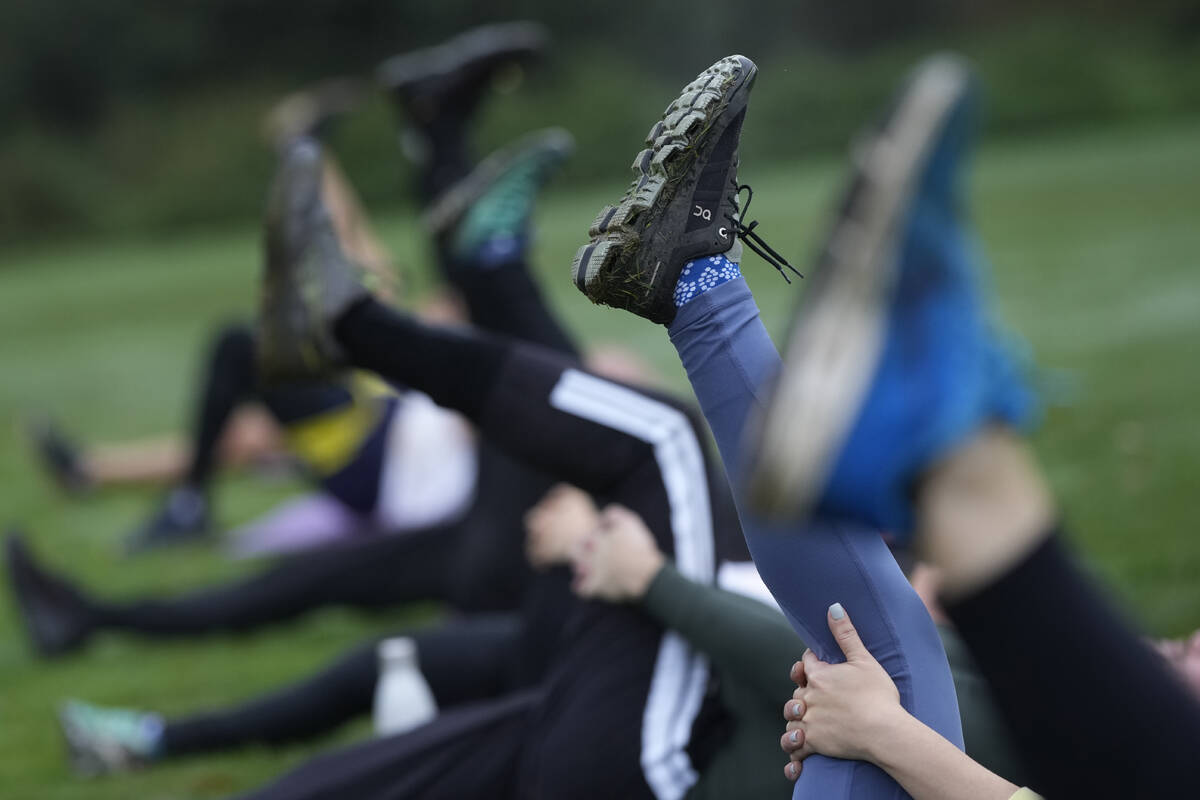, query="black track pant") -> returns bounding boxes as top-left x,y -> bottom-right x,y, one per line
947,530 -> 1200,798
234,591 -> 712,800
235,577 -> 728,800
333,300 -> 746,799
238,690 -> 542,800
163,614 -> 524,756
